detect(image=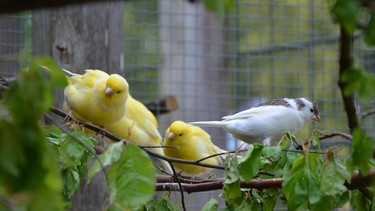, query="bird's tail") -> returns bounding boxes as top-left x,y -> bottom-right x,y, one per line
188,121 -> 226,128
62,68 -> 80,76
